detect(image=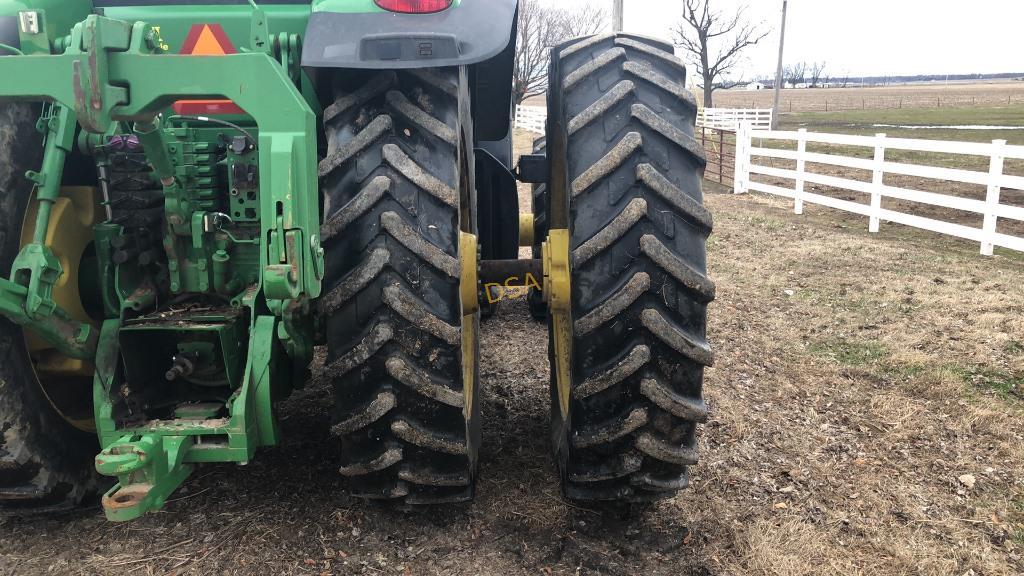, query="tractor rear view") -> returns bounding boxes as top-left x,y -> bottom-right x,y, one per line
0,0 -> 712,521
